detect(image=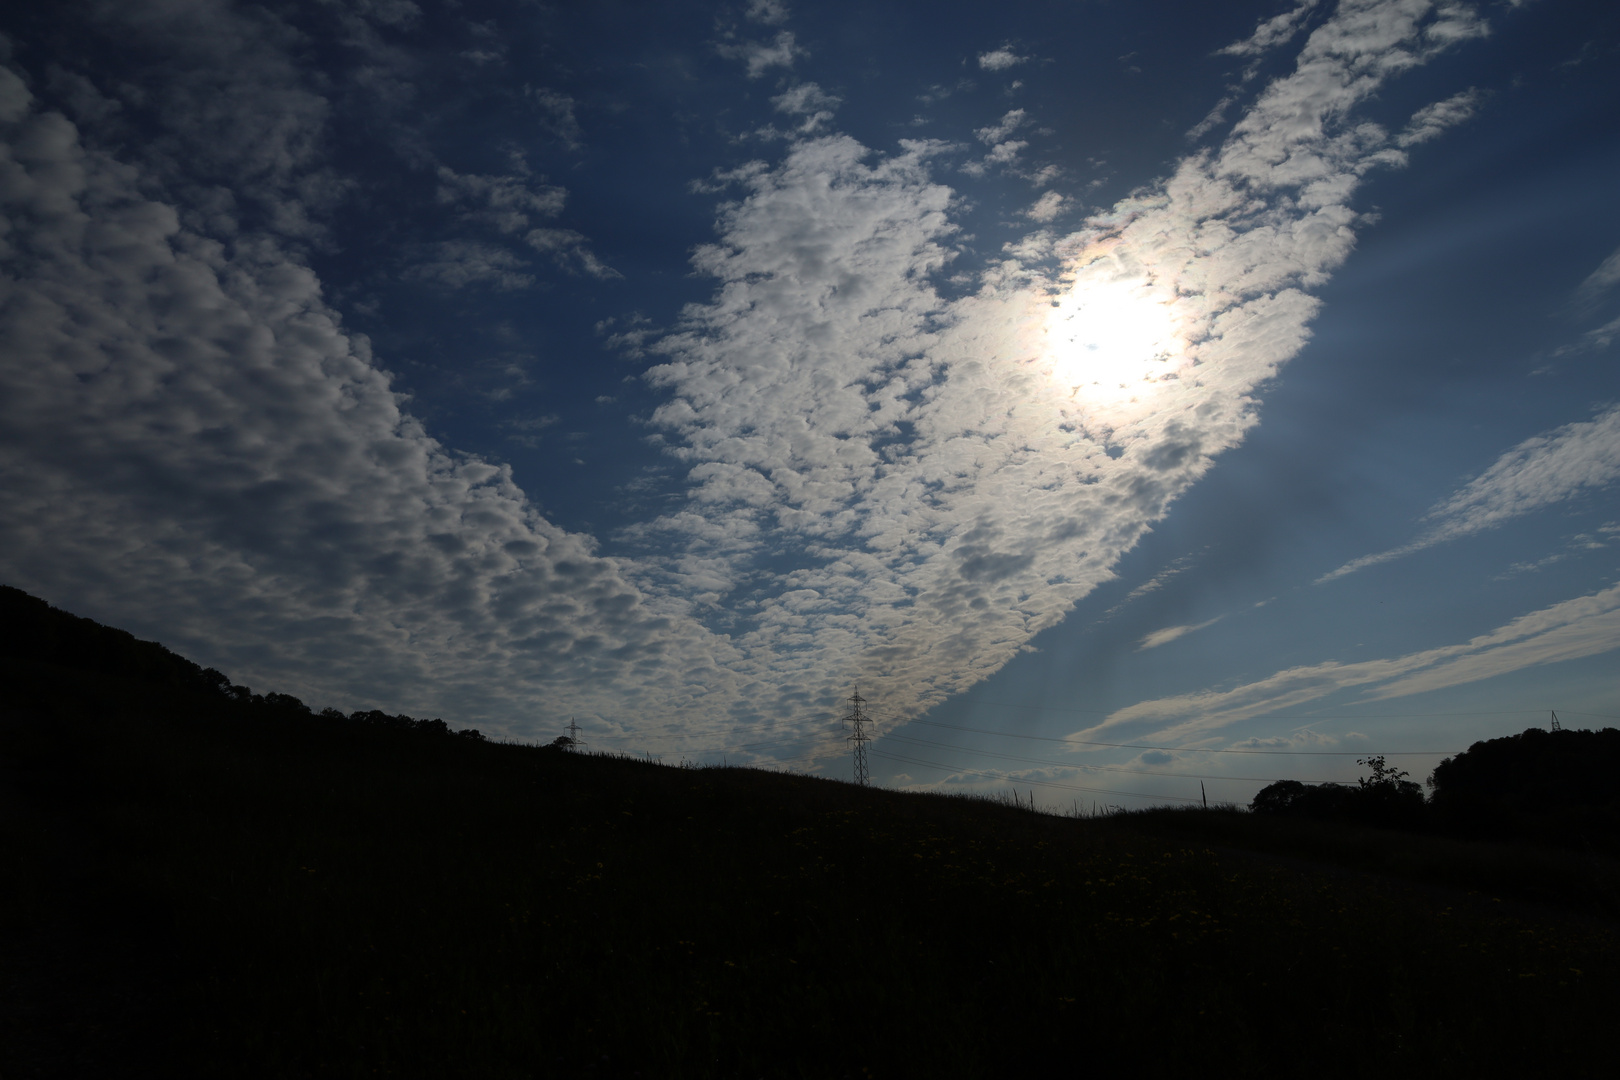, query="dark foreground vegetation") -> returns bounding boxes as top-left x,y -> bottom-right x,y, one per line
3,586 -> 1618,1077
